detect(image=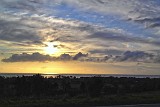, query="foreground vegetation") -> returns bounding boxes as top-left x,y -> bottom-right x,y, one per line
0,74 -> 160,106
